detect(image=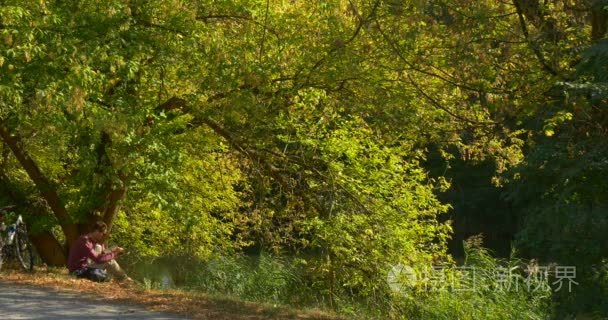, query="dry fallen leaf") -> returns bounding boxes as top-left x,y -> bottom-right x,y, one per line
0,269 -> 340,320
